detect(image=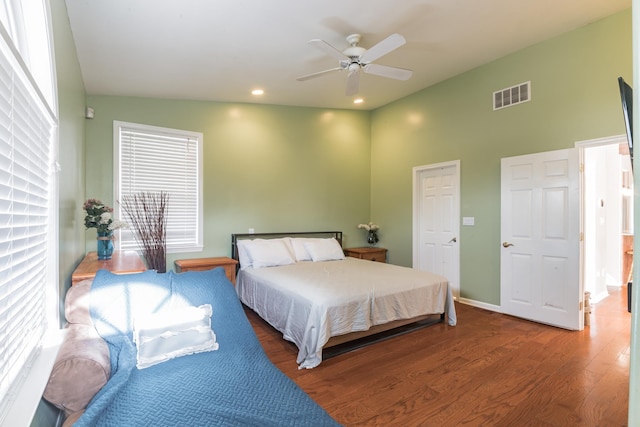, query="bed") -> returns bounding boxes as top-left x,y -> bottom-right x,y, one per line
231,231 -> 457,369
71,267 -> 340,427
